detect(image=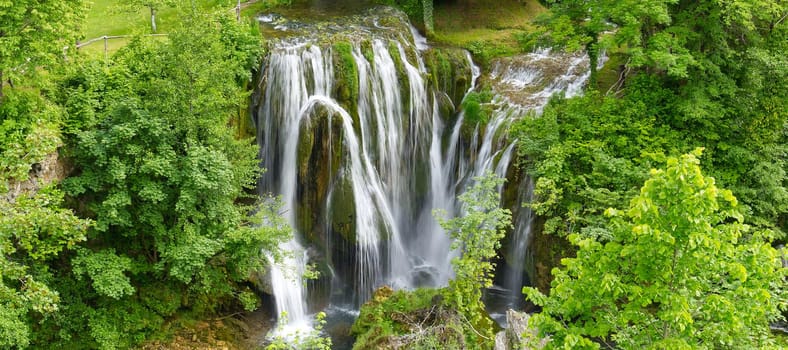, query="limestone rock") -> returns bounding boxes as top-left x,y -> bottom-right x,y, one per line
493,309 -> 548,350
